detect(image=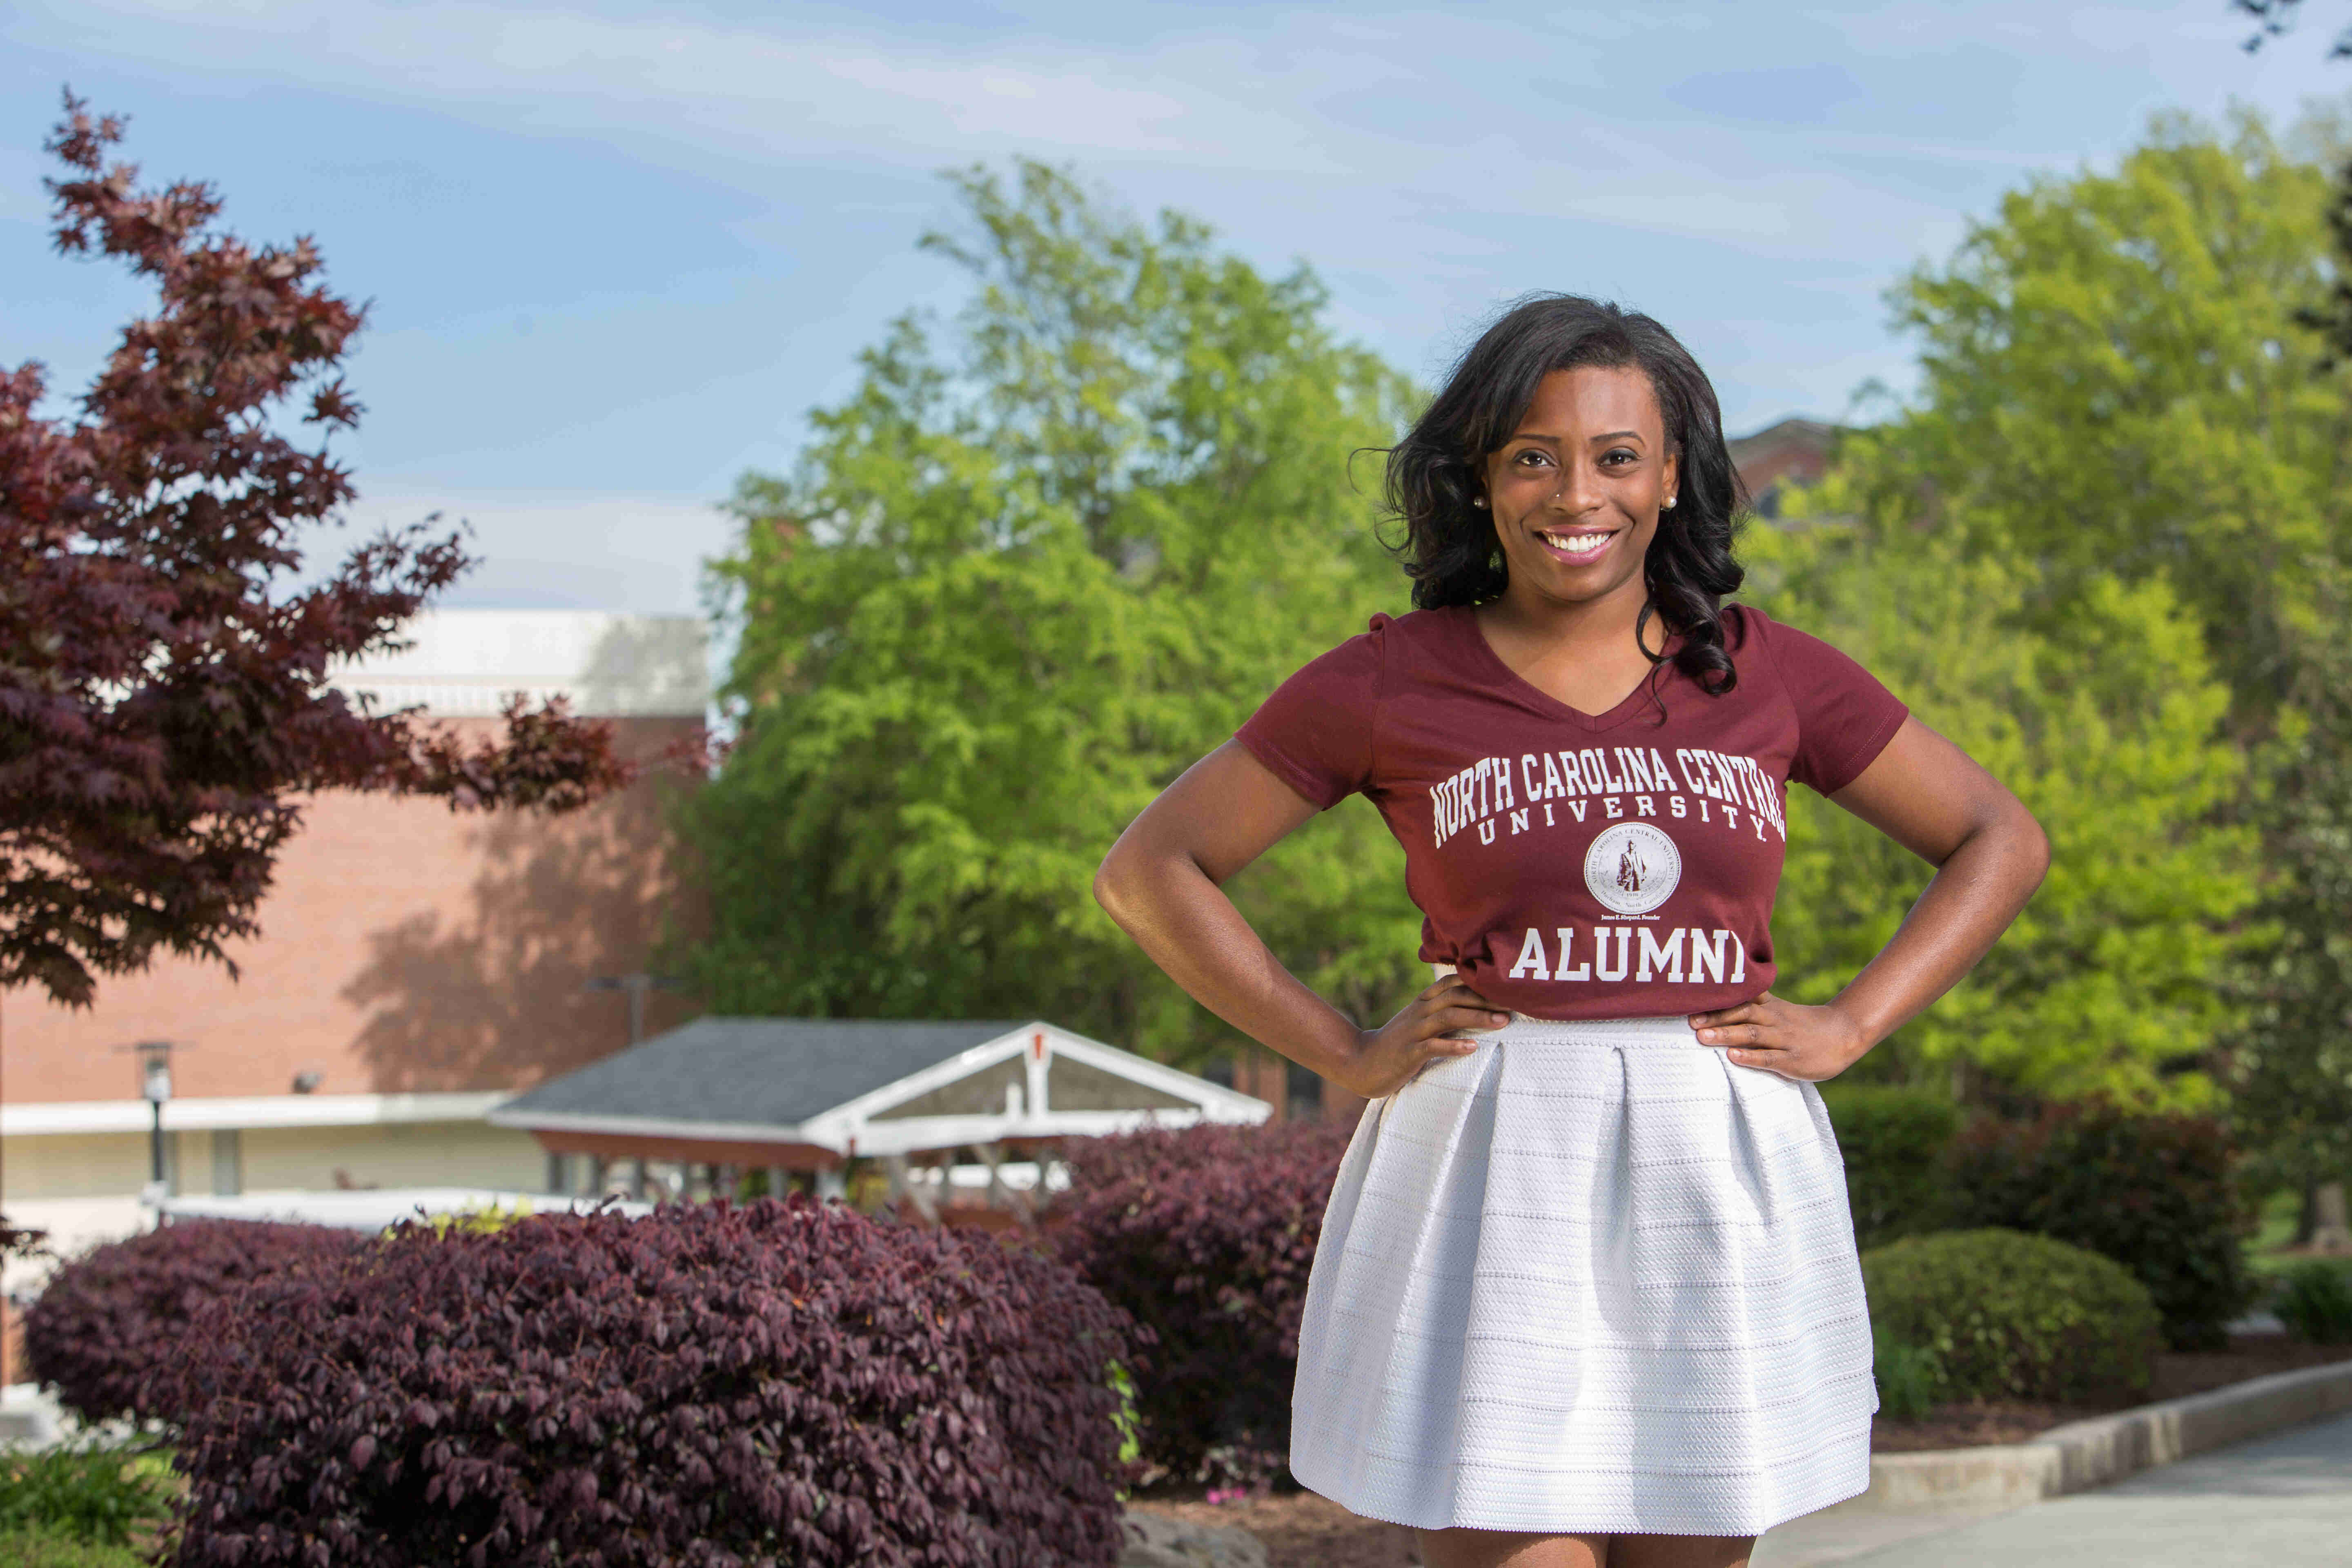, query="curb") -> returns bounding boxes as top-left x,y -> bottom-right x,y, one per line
1832,1358 -> 2352,1512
